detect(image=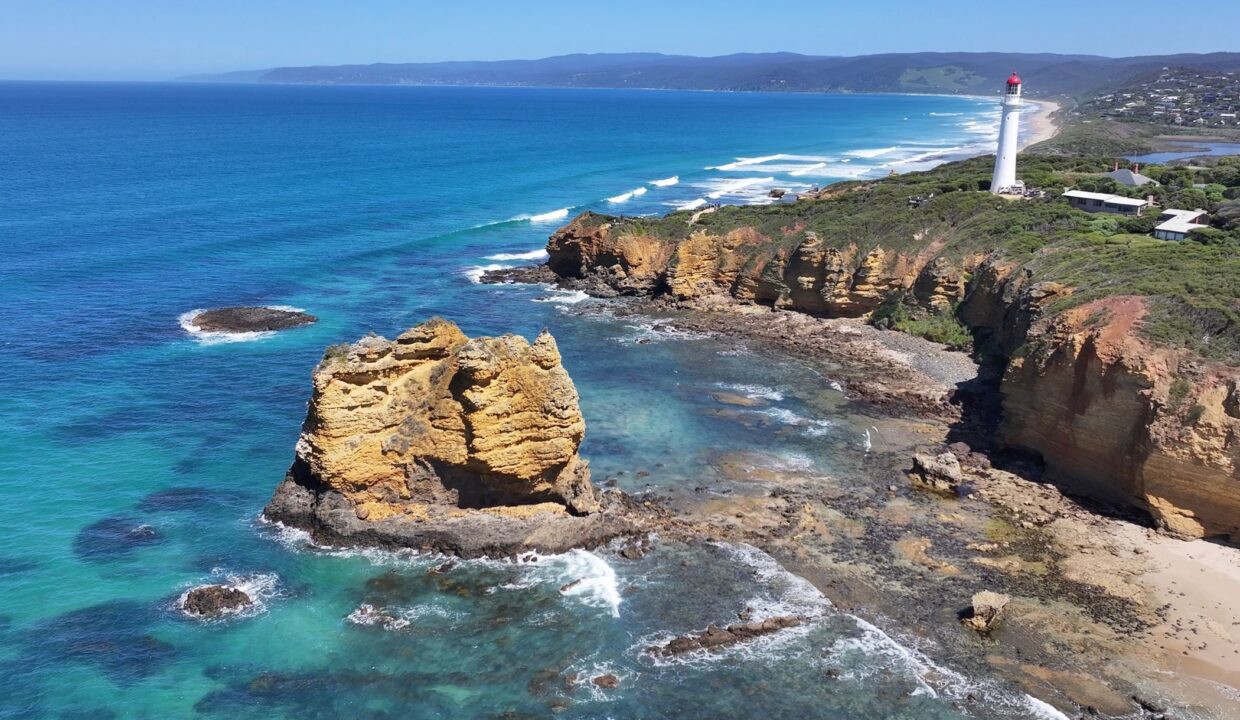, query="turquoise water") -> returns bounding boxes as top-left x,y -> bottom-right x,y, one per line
0,83 -> 1059,718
